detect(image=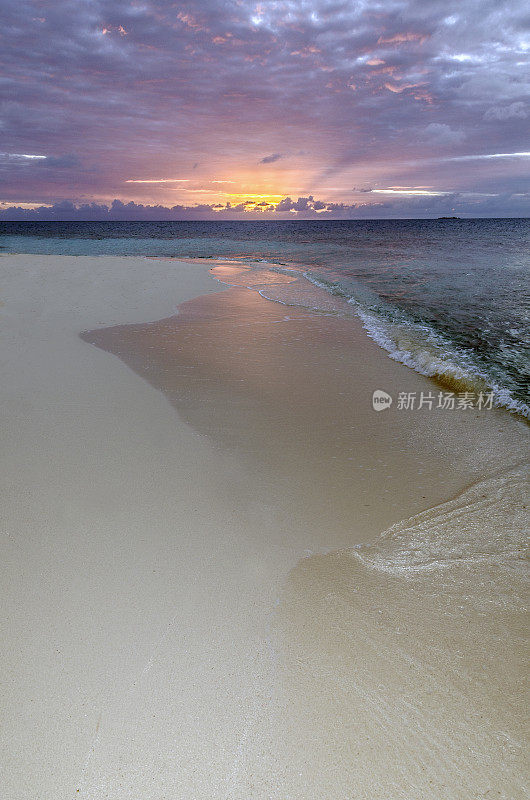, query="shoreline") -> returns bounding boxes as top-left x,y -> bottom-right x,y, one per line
1,254 -> 528,798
